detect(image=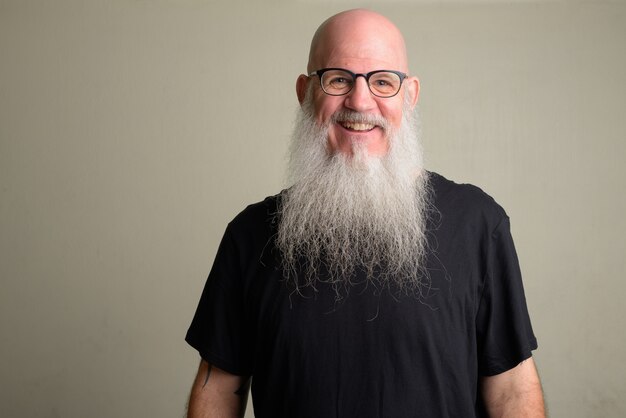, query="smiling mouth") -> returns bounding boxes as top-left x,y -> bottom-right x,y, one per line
339,121 -> 376,132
